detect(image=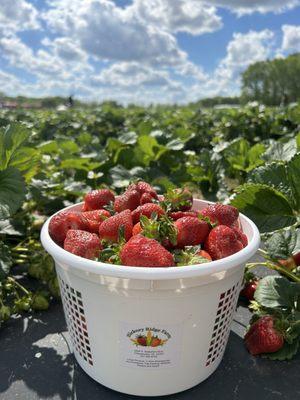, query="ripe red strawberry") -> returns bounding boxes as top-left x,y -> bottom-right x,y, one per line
49,212 -> 88,245
169,210 -> 198,220
64,230 -> 102,259
197,249 -> 212,262
83,189 -> 115,211
233,228 -> 248,247
245,316 -> 284,355
175,217 -> 210,248
204,225 -> 244,260
131,203 -> 165,224
127,181 -> 158,200
82,209 -> 110,233
132,222 -> 142,235
200,203 -> 239,226
120,234 -> 174,267
140,192 -> 156,205
240,280 -> 258,301
99,209 -> 133,242
136,336 -> 147,346
279,251 -> 300,271
114,190 -> 140,212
